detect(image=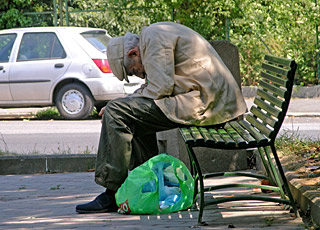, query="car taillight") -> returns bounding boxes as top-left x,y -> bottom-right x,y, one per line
92,59 -> 112,73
